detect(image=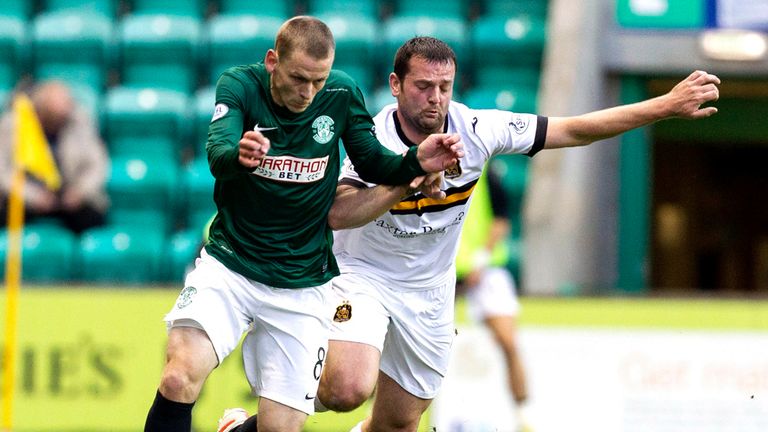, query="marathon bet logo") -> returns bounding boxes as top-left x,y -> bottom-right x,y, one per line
312,115 -> 335,144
